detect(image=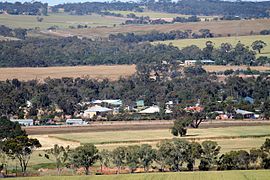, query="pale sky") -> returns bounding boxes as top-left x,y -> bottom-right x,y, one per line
1,0 -> 269,6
